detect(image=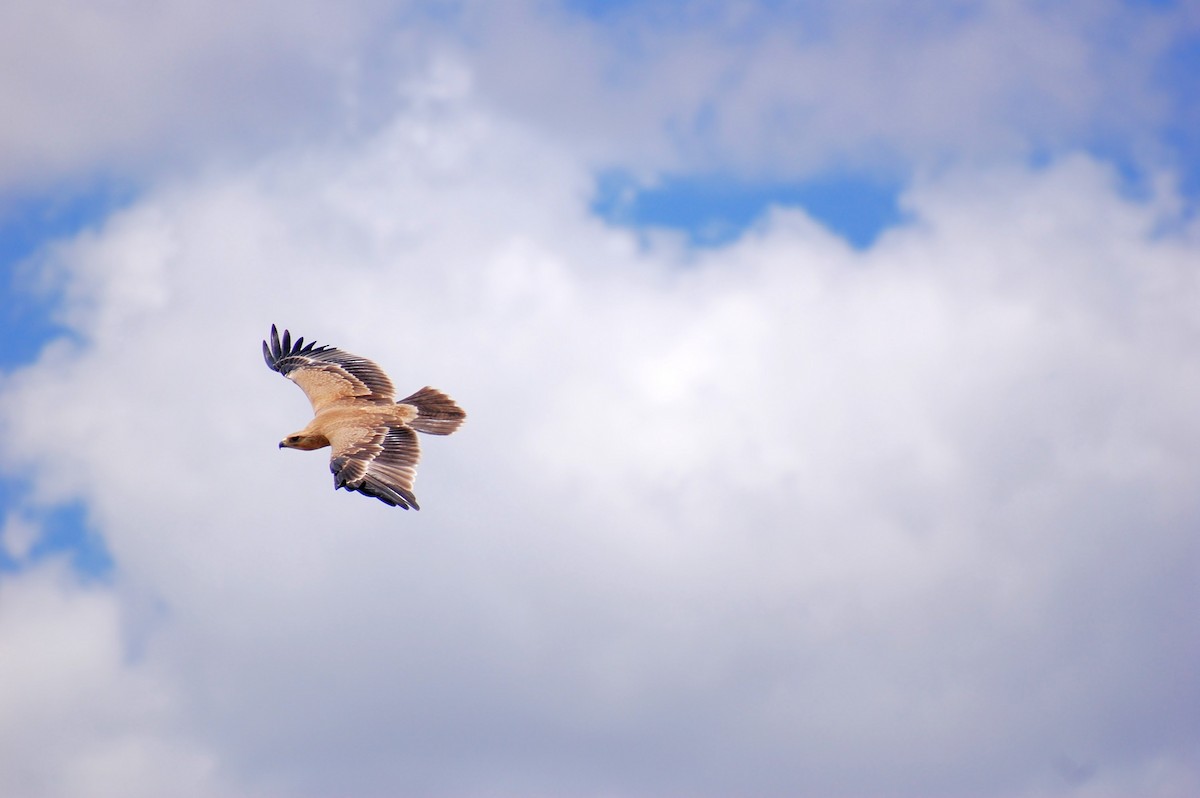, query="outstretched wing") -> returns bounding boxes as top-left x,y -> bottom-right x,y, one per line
329,423 -> 422,510
263,324 -> 395,412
